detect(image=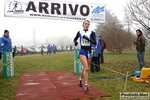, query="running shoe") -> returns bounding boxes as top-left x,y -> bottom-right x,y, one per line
84,84 -> 89,92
